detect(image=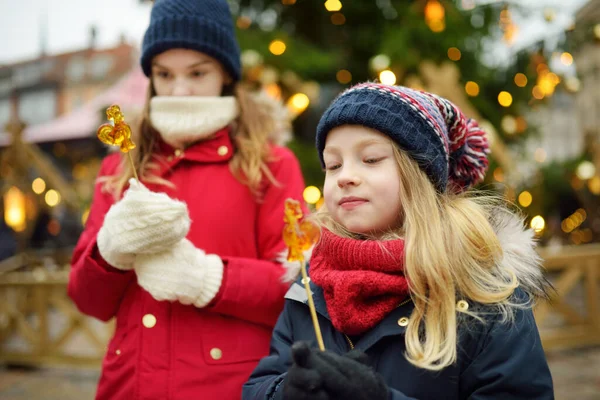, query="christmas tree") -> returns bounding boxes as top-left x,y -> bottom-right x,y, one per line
230,1 -> 536,173
230,0 -> 588,242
